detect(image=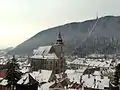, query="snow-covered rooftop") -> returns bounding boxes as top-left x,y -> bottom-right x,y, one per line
17,74 -> 30,84
31,53 -> 58,60
65,70 -> 83,83
17,70 -> 52,85
20,67 -> 30,73
0,78 -> 8,86
71,58 -> 113,68
93,71 -> 101,76
38,82 -> 54,90
33,45 -> 52,56
30,70 -> 52,83
82,75 -> 109,89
